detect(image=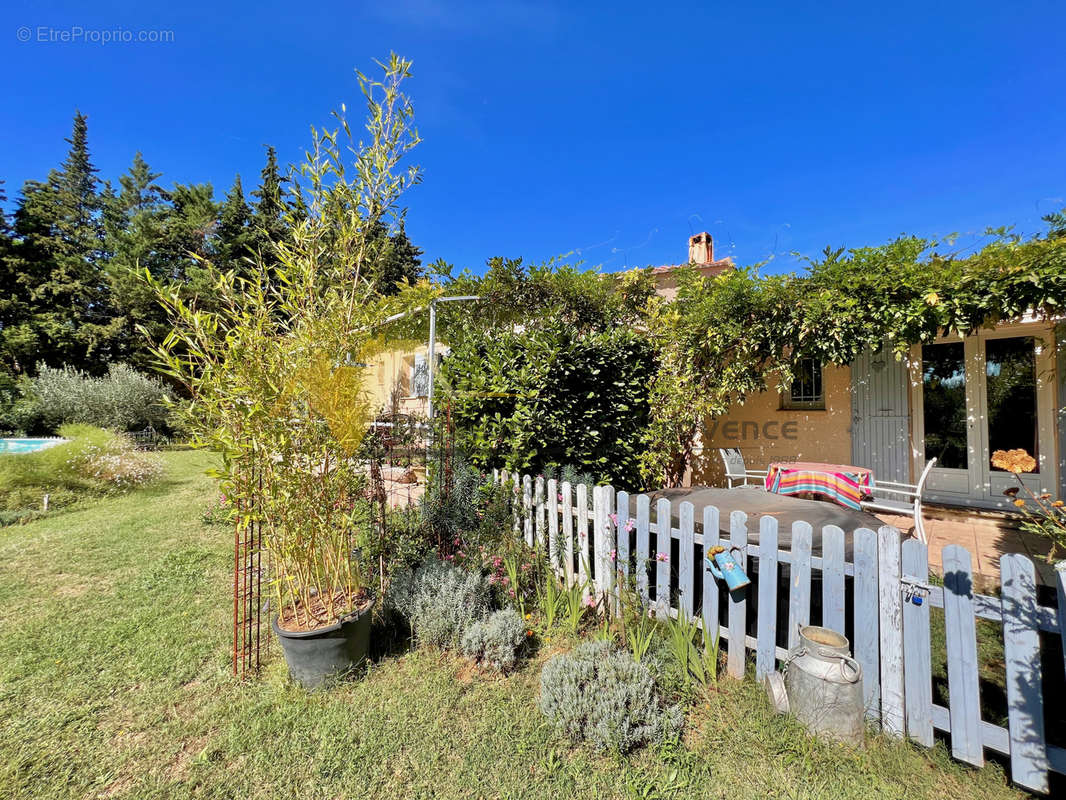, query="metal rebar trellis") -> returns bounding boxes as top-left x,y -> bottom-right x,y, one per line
233,459 -> 264,678
231,408 -> 435,679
